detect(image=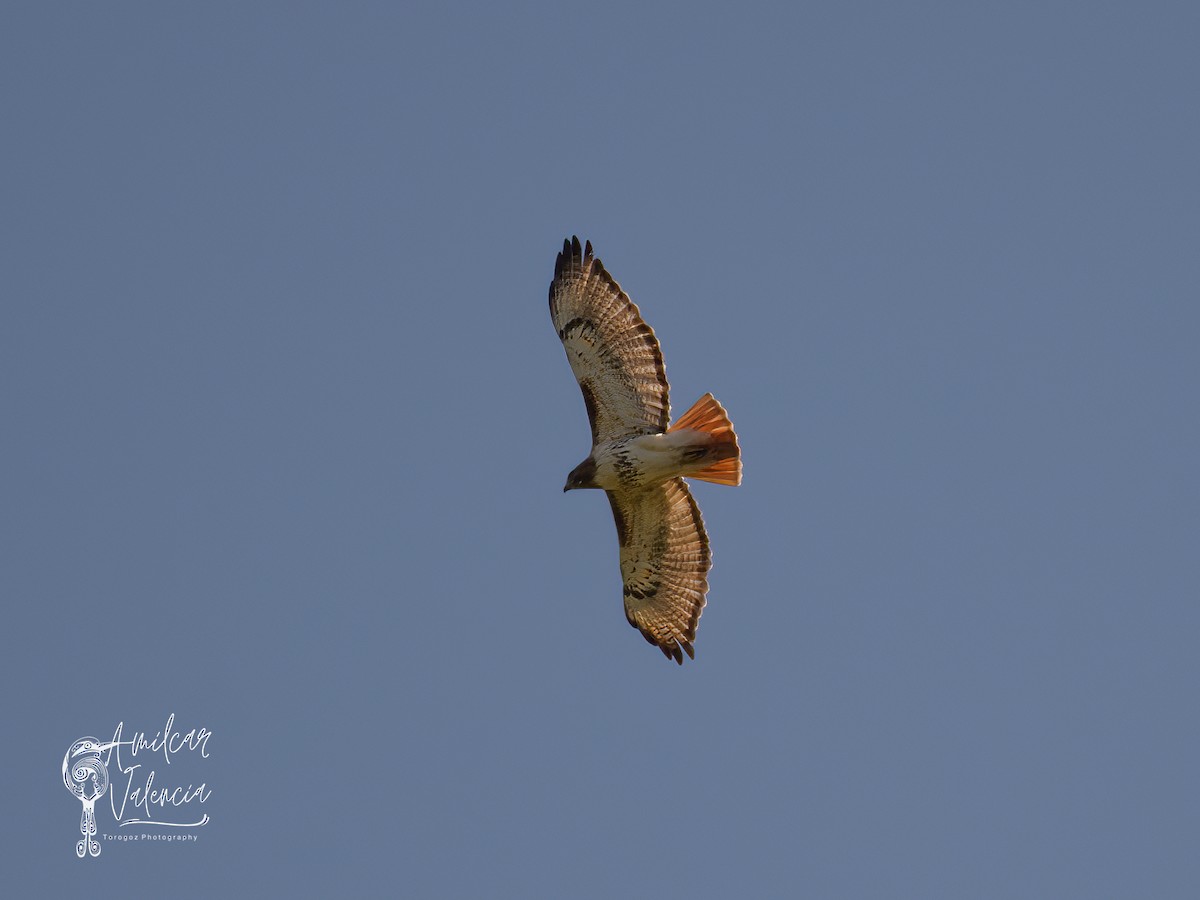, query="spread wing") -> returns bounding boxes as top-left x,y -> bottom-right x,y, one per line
608,478 -> 711,664
549,236 -> 669,443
